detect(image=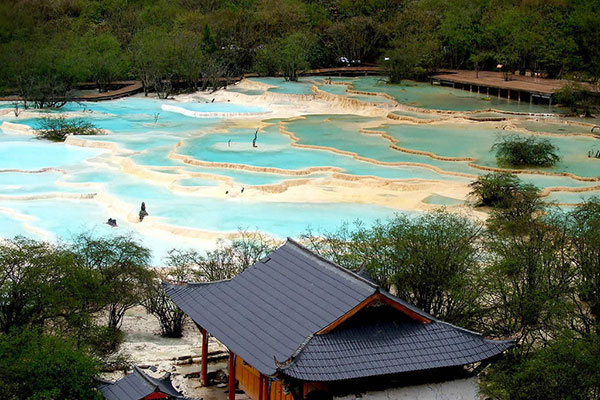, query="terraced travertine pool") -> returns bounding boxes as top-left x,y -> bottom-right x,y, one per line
1,76 -> 598,264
